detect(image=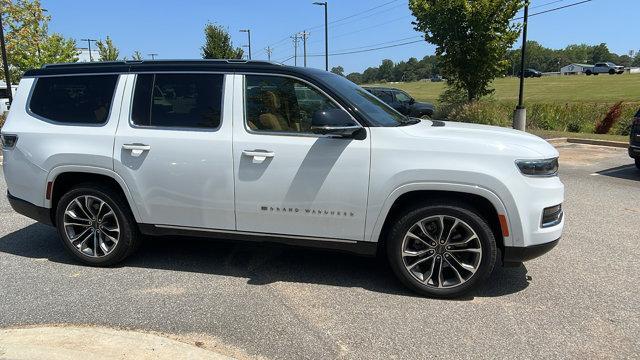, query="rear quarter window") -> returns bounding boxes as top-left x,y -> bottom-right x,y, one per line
29,75 -> 119,124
